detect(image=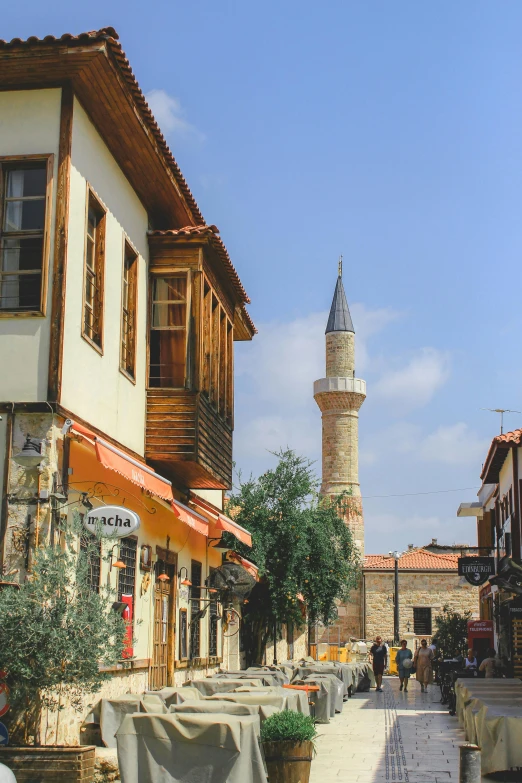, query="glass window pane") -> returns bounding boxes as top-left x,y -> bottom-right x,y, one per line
153,276 -> 187,303
2,237 -> 43,272
152,303 -> 186,328
87,208 -> 97,240
4,198 -> 45,232
149,330 -> 186,387
7,167 -> 46,198
0,273 -> 41,311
